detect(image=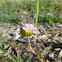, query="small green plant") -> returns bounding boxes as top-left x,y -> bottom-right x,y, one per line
39,48 -> 49,58
25,57 -> 31,62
